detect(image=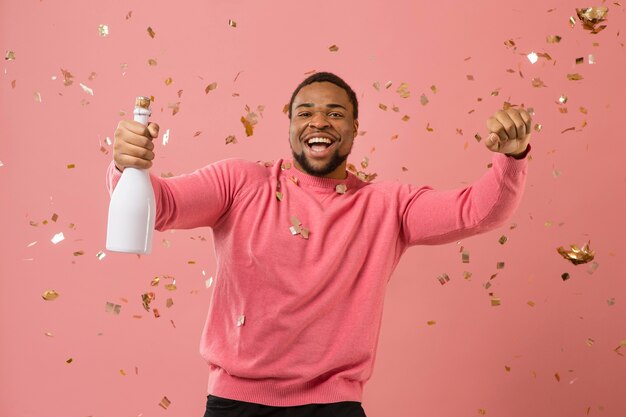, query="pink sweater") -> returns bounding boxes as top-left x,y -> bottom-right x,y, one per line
106,152 -> 528,406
